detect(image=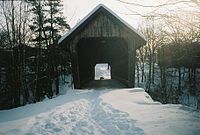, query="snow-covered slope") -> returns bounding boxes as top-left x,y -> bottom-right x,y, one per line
0,87 -> 200,135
